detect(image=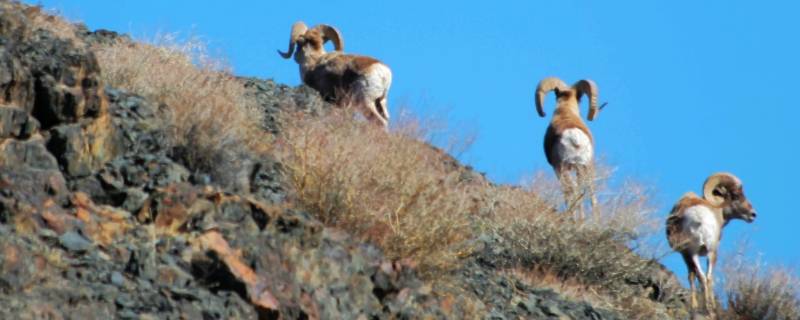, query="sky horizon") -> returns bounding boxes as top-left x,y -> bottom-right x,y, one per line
28,0 -> 800,285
